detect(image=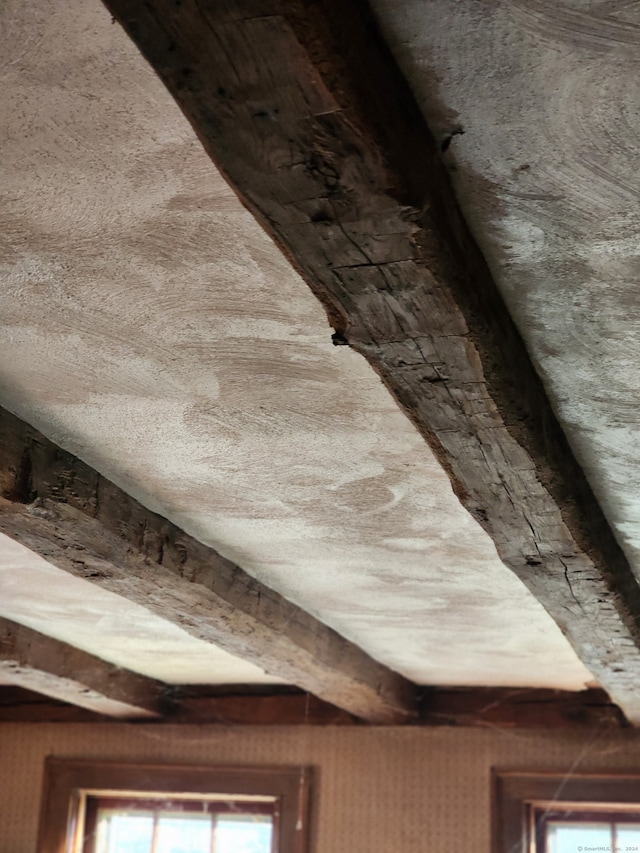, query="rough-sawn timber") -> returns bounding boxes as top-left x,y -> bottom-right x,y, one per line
0,685 -> 624,728
0,409 -> 416,724
102,0 -> 640,722
0,615 -> 167,718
